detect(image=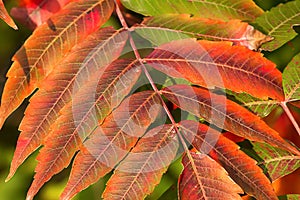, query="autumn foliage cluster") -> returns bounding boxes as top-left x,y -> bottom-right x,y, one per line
0,0 -> 300,199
